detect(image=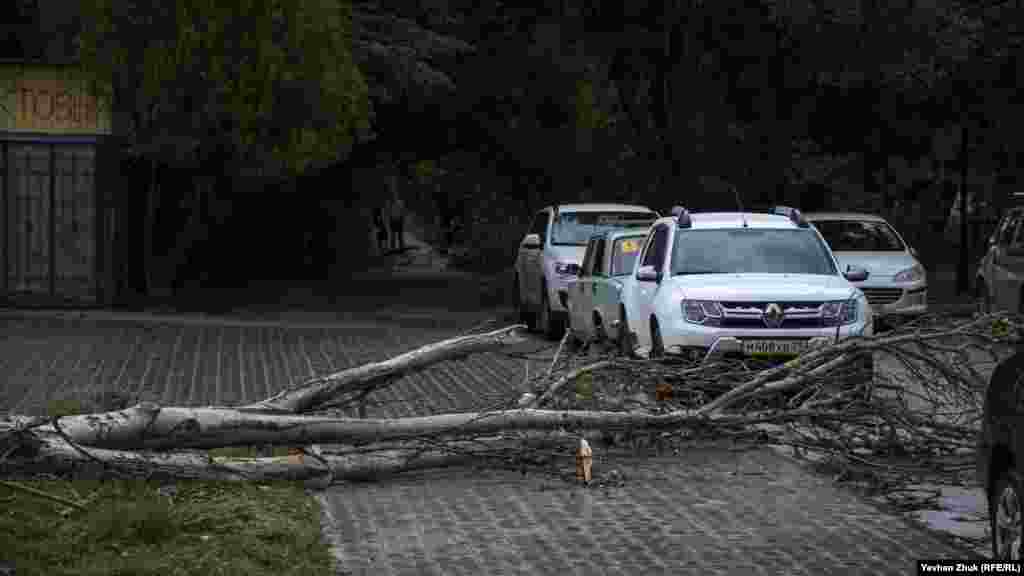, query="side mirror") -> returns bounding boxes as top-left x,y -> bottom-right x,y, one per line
636,265 -> 660,283
521,233 -> 542,250
844,265 -> 869,283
